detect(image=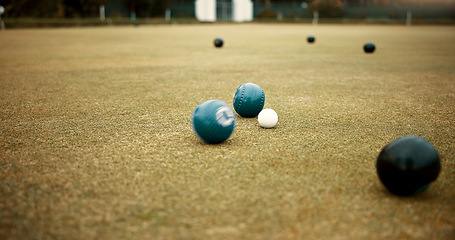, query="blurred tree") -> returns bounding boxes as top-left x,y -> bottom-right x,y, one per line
127,0 -> 174,18
64,0 -> 108,18
0,0 -> 176,18
308,0 -> 345,18
0,0 -> 111,18
256,0 -> 278,19
0,0 -> 63,18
